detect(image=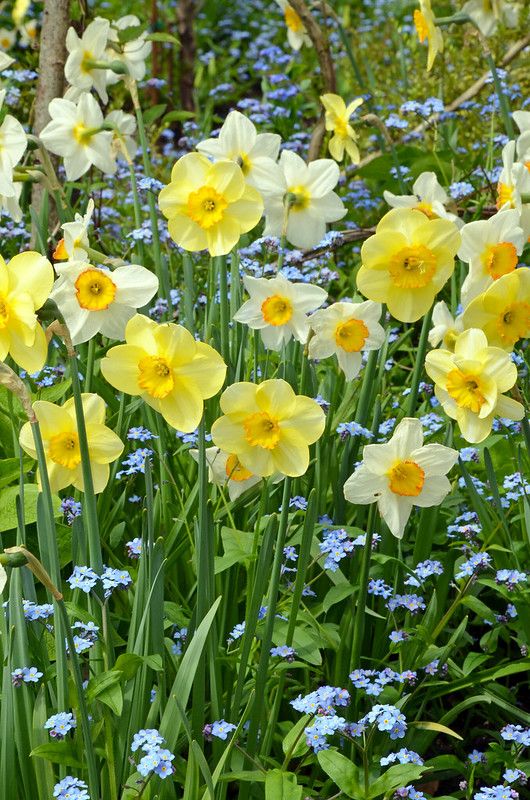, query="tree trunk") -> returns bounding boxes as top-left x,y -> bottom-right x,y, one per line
178,0 -> 196,112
